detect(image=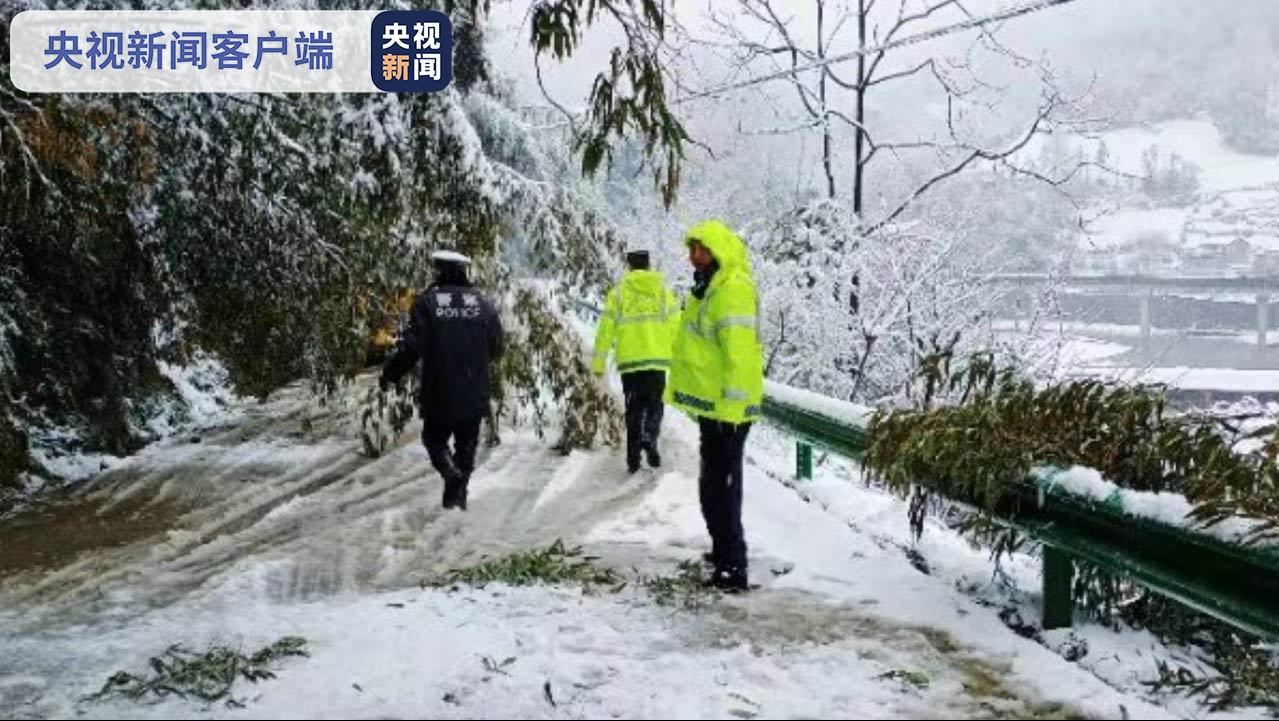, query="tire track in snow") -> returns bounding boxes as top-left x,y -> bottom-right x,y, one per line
0,375 -> 660,630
